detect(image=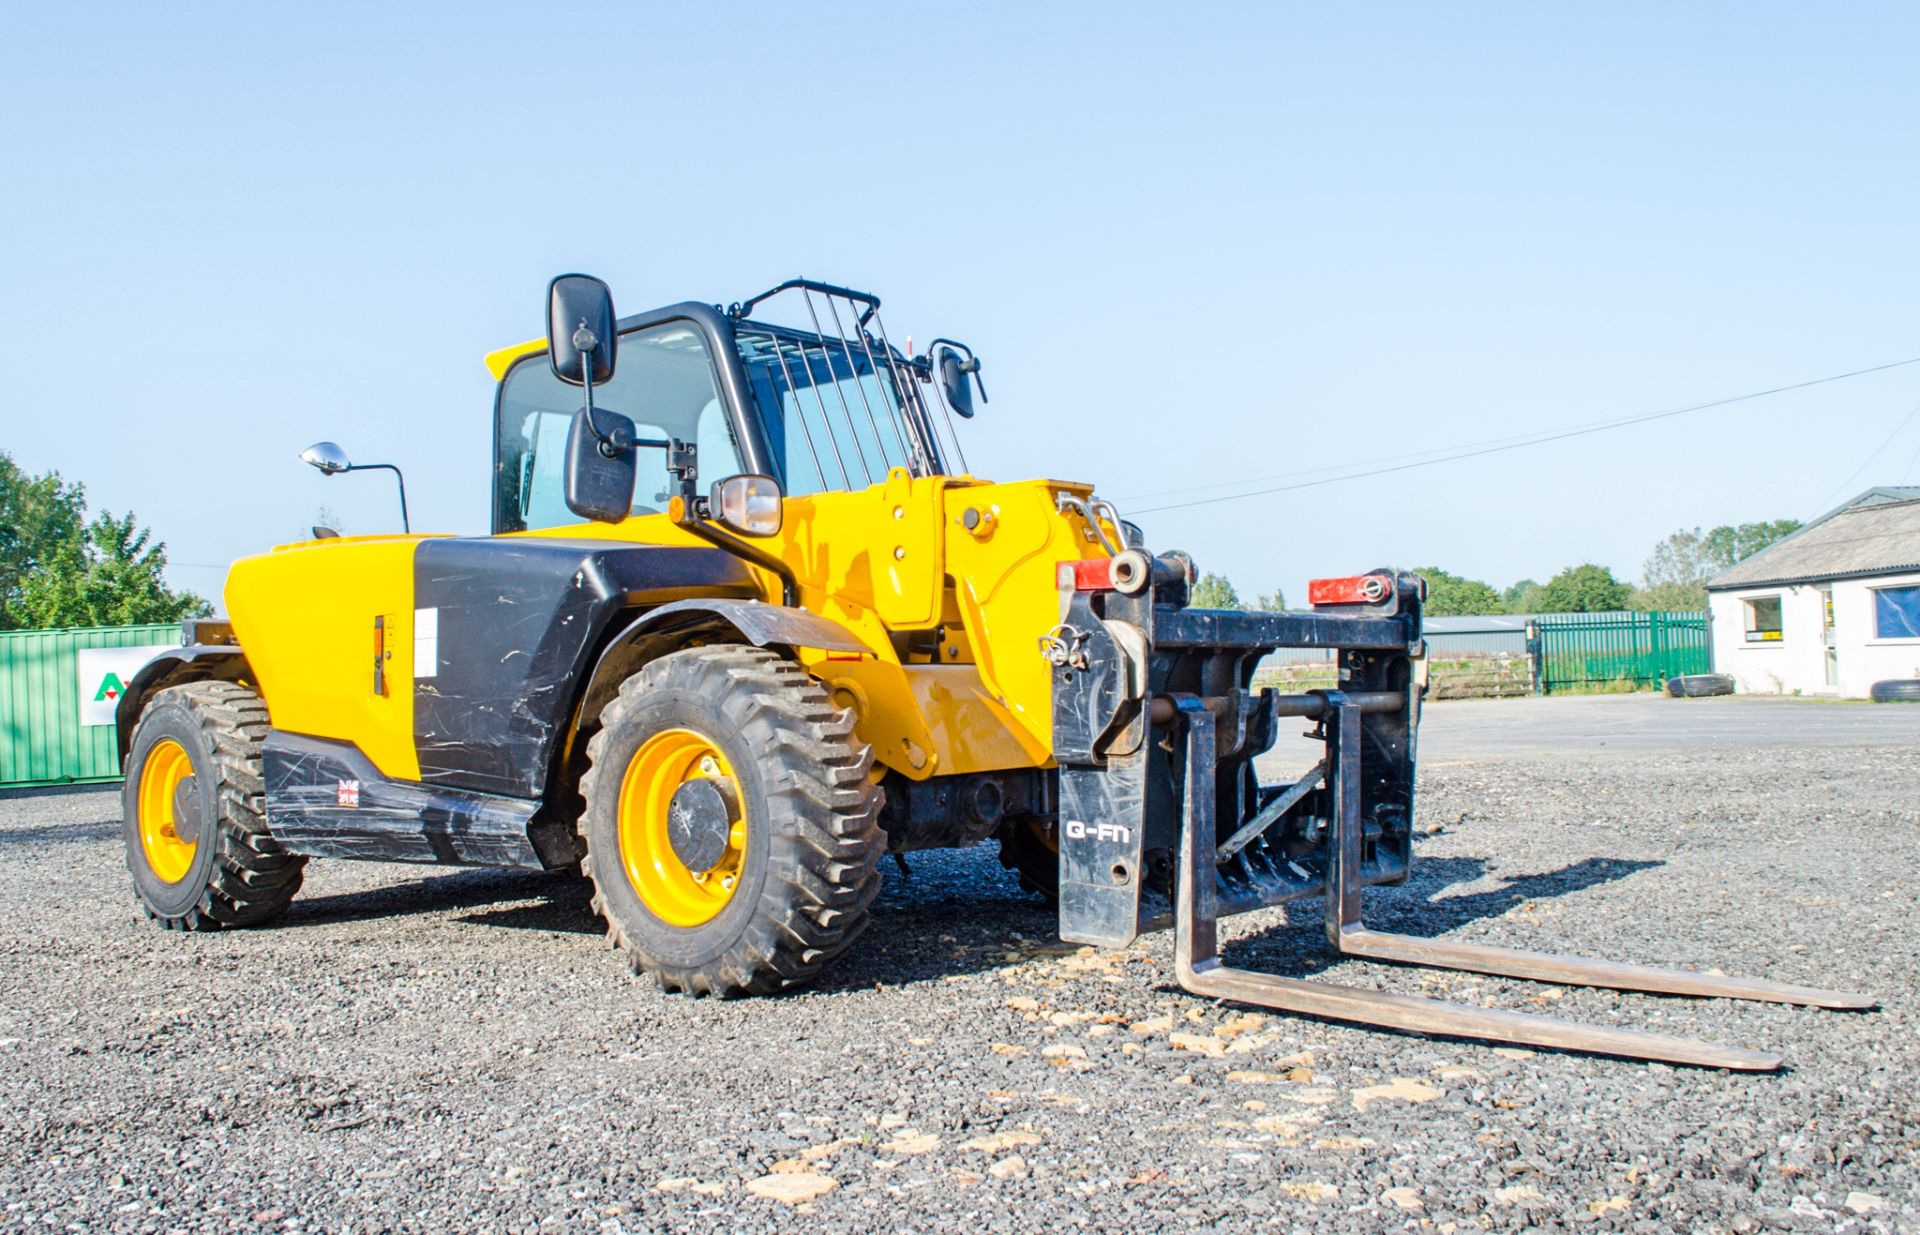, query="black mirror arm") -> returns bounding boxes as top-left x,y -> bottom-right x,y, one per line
665,439 -> 700,511
681,518 -> 799,608
342,462 -> 410,533
573,323 -> 629,456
